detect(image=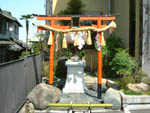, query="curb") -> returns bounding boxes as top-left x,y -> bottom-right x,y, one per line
119,91 -> 150,110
